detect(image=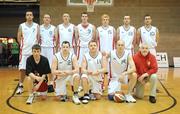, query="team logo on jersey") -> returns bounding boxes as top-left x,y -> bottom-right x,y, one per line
67,60 -> 72,65
121,59 -> 126,64
108,30 -> 112,34
128,32 -> 133,36
68,28 -> 72,32
88,29 -> 92,34
147,61 -> 150,66
150,32 -> 155,36
33,28 -> 35,32
49,31 -> 53,35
